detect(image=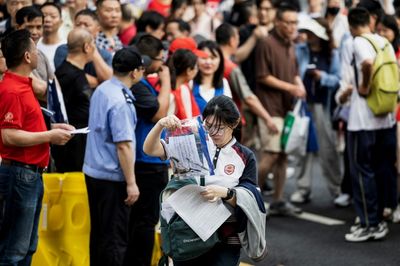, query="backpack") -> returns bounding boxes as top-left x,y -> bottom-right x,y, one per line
158,177 -> 220,265
358,34 -> 399,115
